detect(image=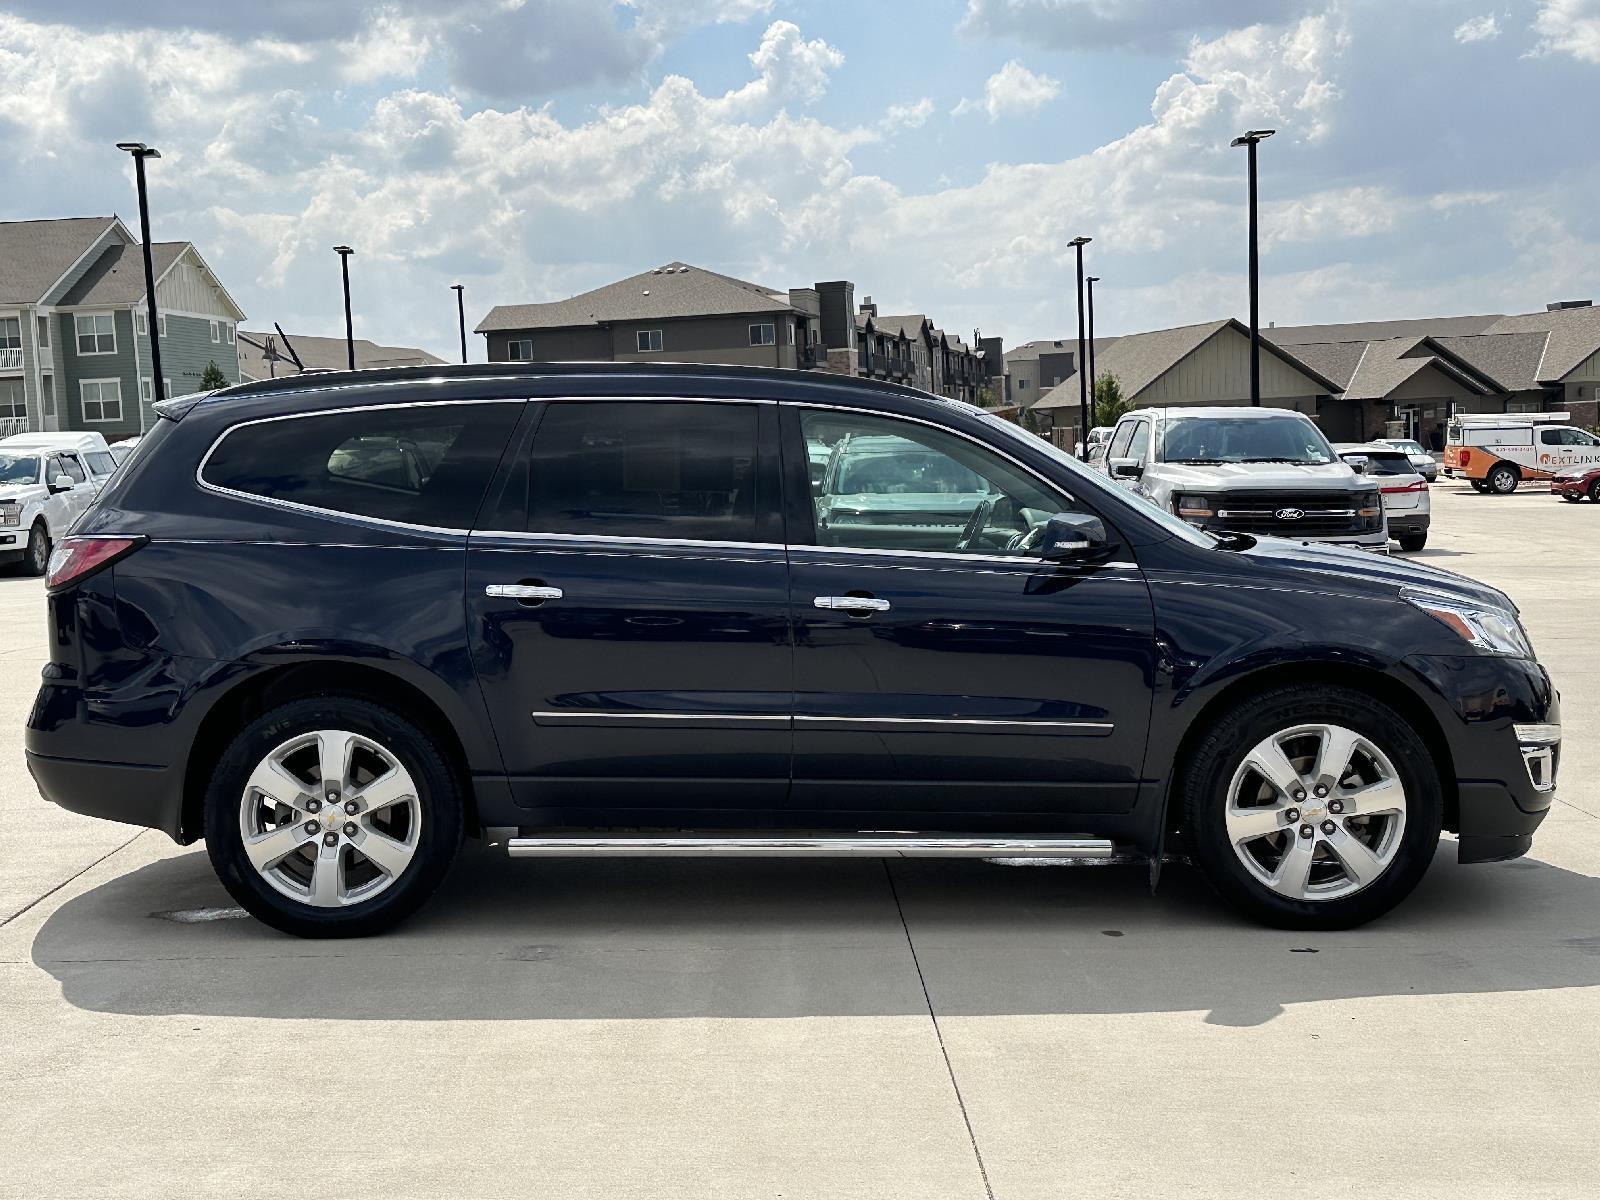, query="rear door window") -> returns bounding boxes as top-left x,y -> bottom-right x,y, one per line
85,450 -> 117,476
513,400 -> 771,543
202,401 -> 522,529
